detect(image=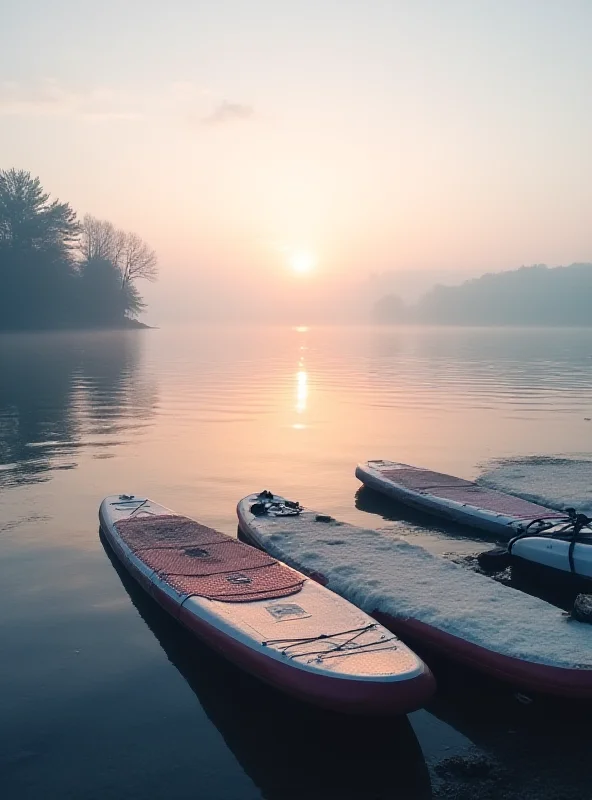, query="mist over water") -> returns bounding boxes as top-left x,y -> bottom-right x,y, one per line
3,2 -> 592,795
1,324 -> 592,798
